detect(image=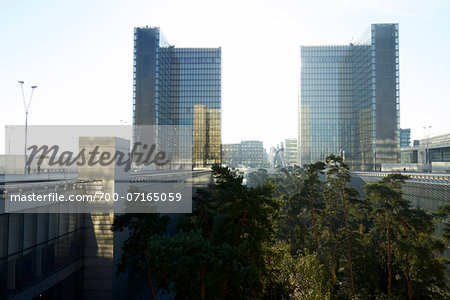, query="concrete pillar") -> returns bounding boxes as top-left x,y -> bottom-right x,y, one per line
78,137 -> 129,300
